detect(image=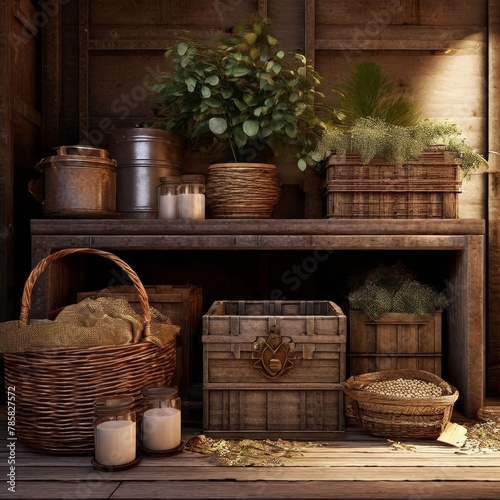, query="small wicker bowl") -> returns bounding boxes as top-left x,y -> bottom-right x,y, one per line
477,406 -> 500,423
344,369 -> 459,440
